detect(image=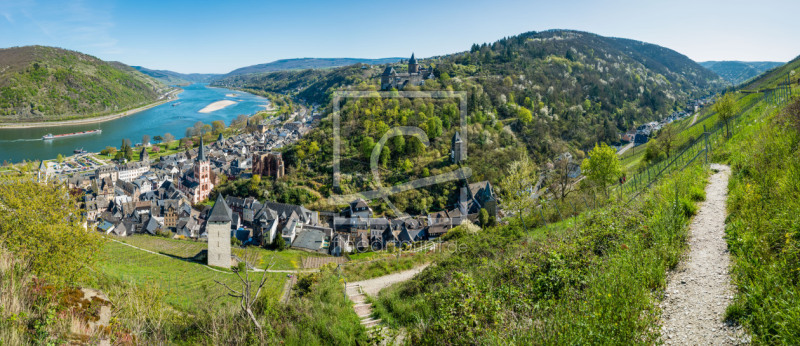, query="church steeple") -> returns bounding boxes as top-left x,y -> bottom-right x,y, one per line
197,137 -> 207,161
